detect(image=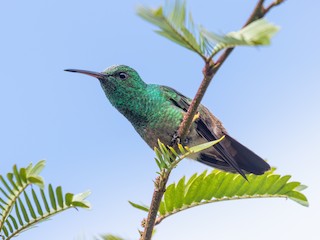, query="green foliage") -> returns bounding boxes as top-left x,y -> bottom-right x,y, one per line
157,169 -> 307,221
137,0 -> 279,60
154,136 -> 225,171
130,168 -> 308,223
159,170 -> 308,216
0,161 -> 91,239
202,18 -> 279,57
128,201 -> 149,213
137,0 -> 209,59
